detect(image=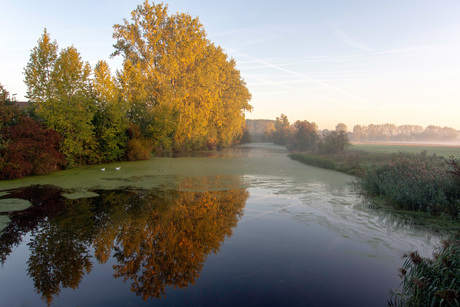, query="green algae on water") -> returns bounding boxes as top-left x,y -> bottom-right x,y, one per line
0,198 -> 32,213
0,215 -> 11,232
